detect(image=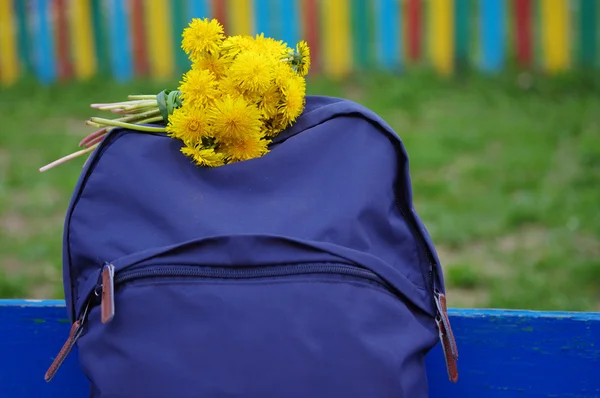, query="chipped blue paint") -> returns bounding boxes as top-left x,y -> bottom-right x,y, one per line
1,300 -> 599,397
